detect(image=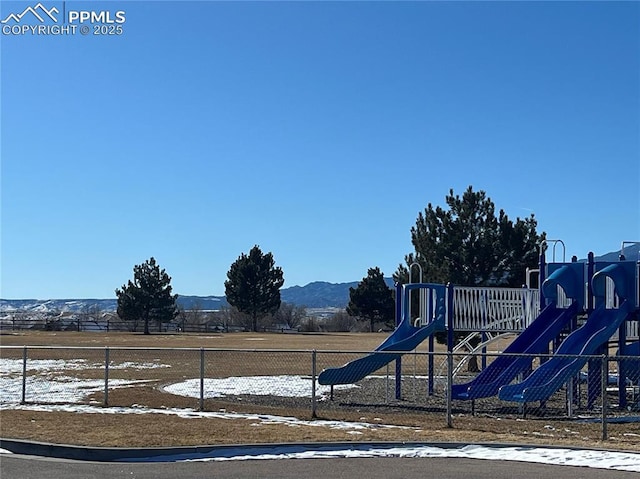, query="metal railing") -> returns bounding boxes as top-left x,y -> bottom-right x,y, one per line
451,287 -> 540,332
